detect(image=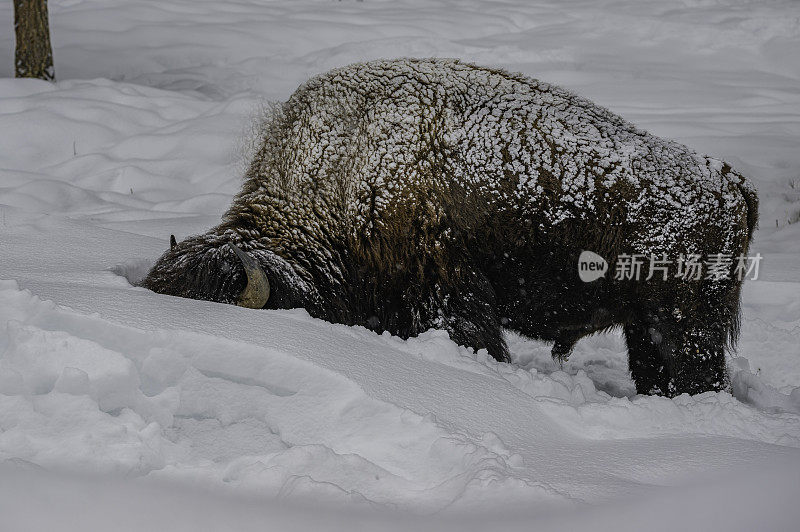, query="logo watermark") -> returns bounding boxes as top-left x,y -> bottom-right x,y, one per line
578,250 -> 609,282
578,252 -> 762,282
